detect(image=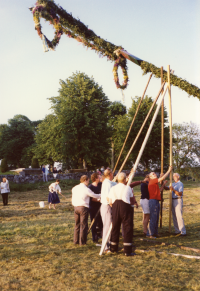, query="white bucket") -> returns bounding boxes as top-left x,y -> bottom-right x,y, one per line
39,201 -> 45,208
